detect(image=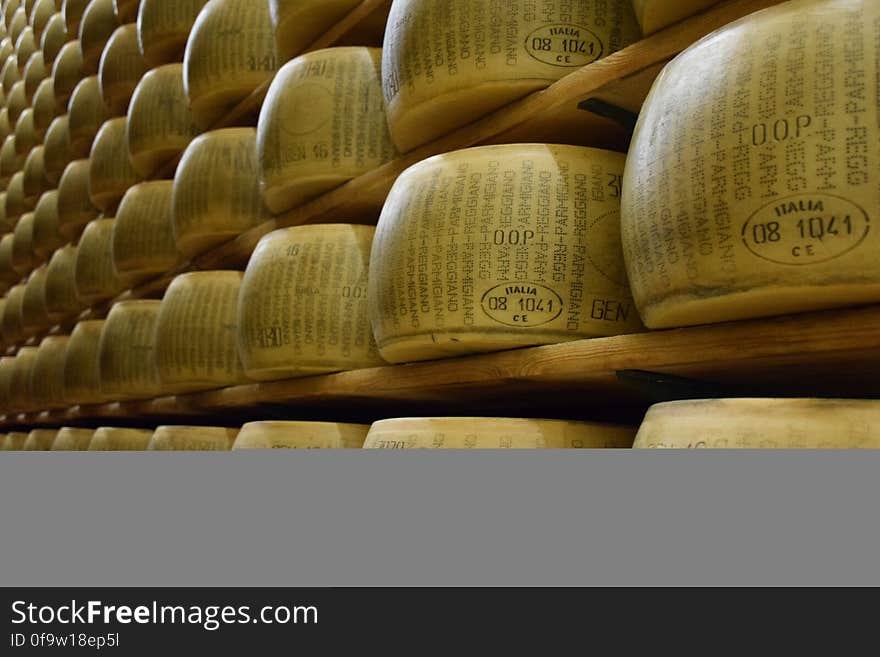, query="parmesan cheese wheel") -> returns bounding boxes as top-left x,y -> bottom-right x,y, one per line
0,235 -> 16,286
172,127 -> 270,257
0,37 -> 12,69
98,23 -> 145,114
382,0 -> 642,152
370,143 -> 642,364
68,75 -> 107,156
1,53 -> 21,94
6,172 -> 28,223
621,0 -> 880,329
74,218 -> 125,304
32,76 -> 56,132
155,271 -> 248,392
98,299 -> 162,399
126,63 -> 199,177
232,421 -> 369,449
136,0 -> 207,67
29,0 -> 56,41
634,399 -> 880,449
148,425 -> 238,450
63,318 -> 106,404
364,417 -> 637,449
268,0 -> 362,64
9,8 -> 29,44
45,243 -> 86,318
79,0 -> 118,74
0,135 -> 22,183
183,0 -> 277,129
0,283 -> 25,344
88,426 -> 152,450
50,39 -> 82,107
0,356 -> 15,407
238,224 -> 384,380
57,158 -> 99,239
257,47 -> 396,214
3,432 -> 29,450
32,190 -> 64,259
30,334 -> 68,408
20,264 -> 50,331
112,180 -> 180,283
23,428 -> 57,449
0,196 -> 8,231
39,11 -> 67,65
112,0 -> 138,22
11,209 -> 35,274
7,79 -> 26,121
43,114 -> 73,183
0,107 -> 10,141
14,107 -> 38,154
14,25 -> 36,71
4,2 -> 23,32
51,426 -> 95,449
8,345 -> 38,411
89,117 -> 141,213
22,49 -> 45,100
62,0 -> 89,37
22,144 -> 47,201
